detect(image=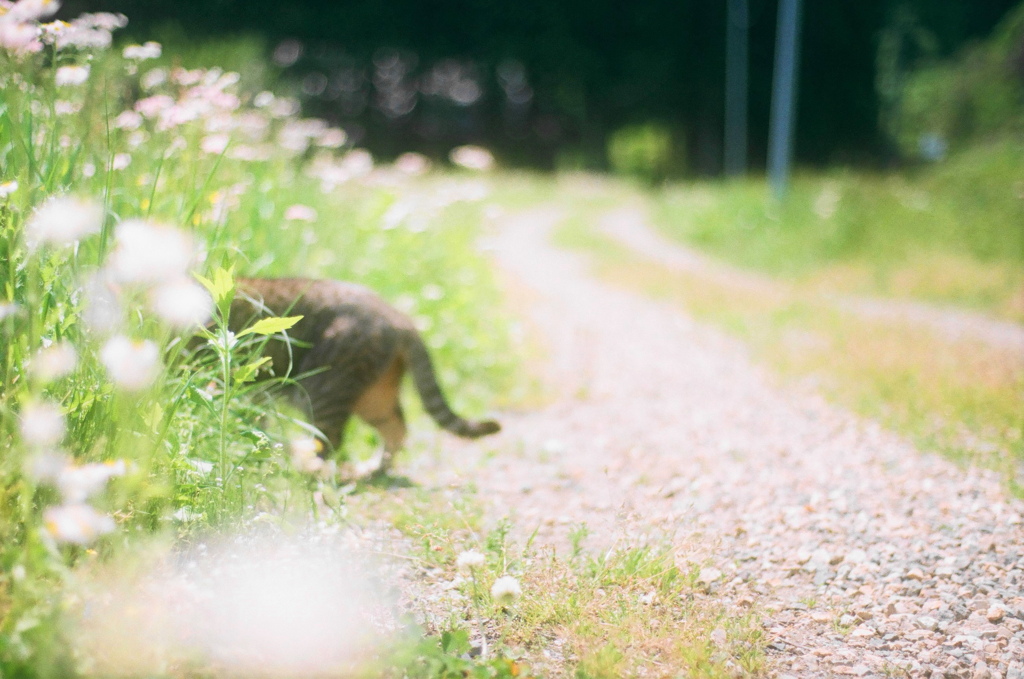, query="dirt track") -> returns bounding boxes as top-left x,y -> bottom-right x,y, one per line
416,208 -> 1024,678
